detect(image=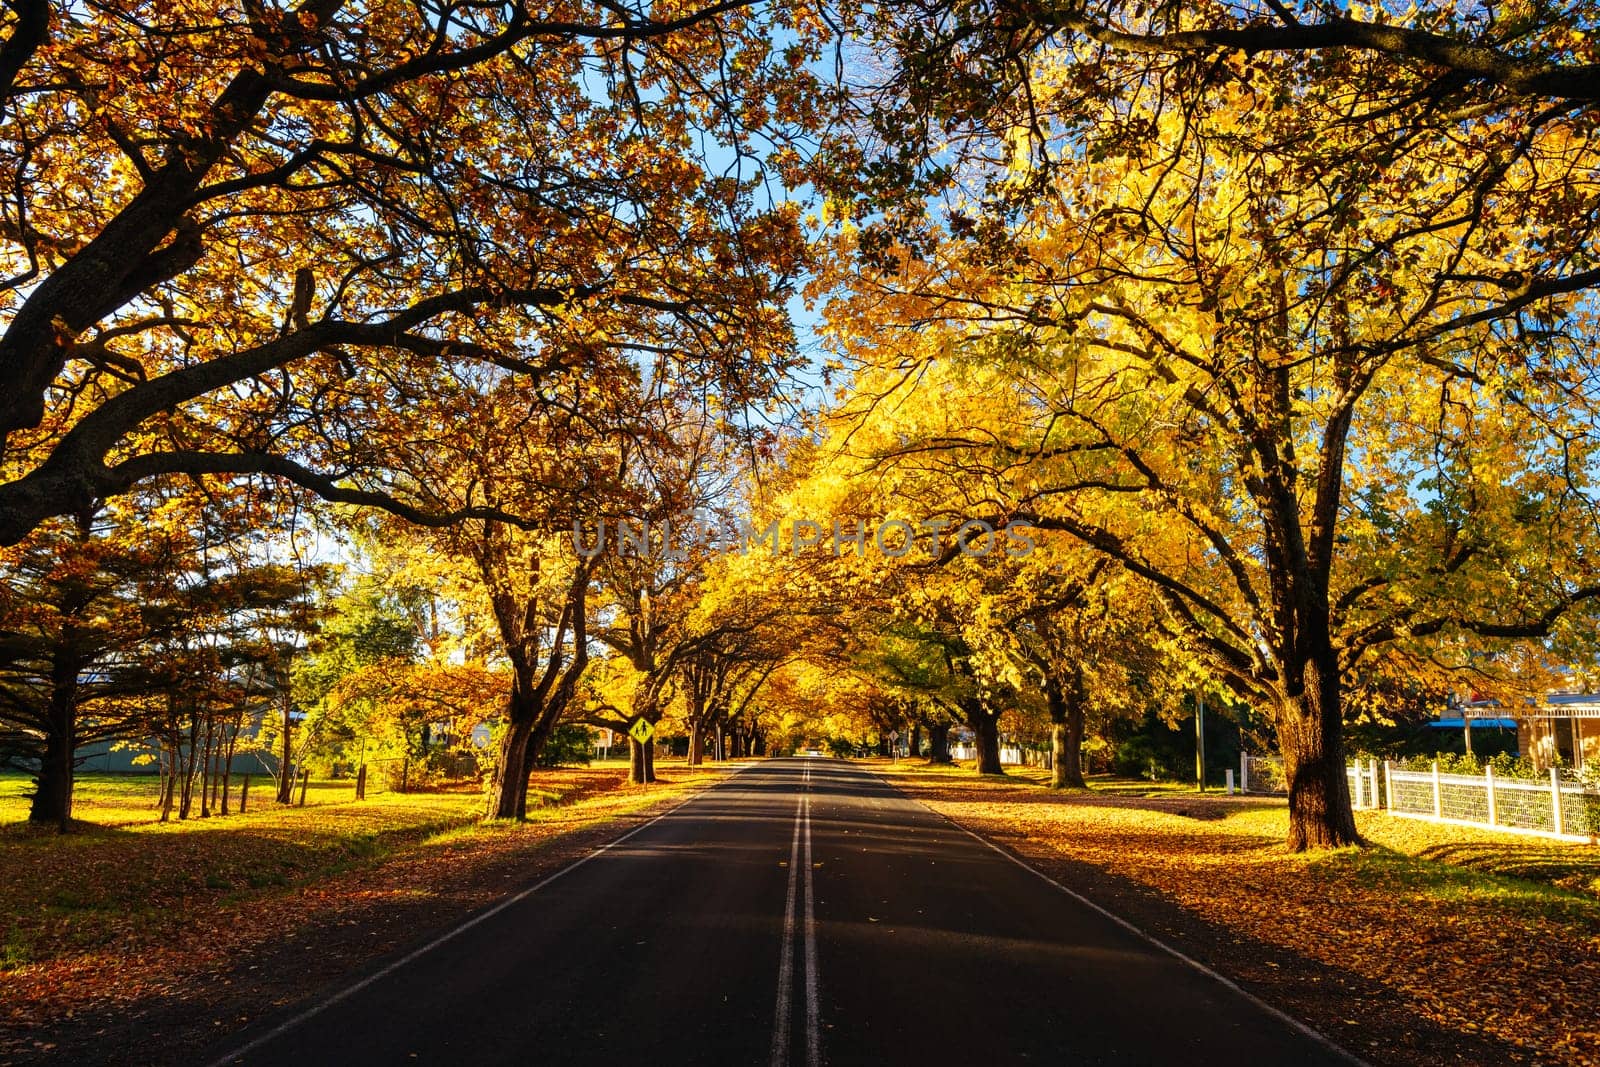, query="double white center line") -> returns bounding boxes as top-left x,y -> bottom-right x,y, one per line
772,762 -> 821,1067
